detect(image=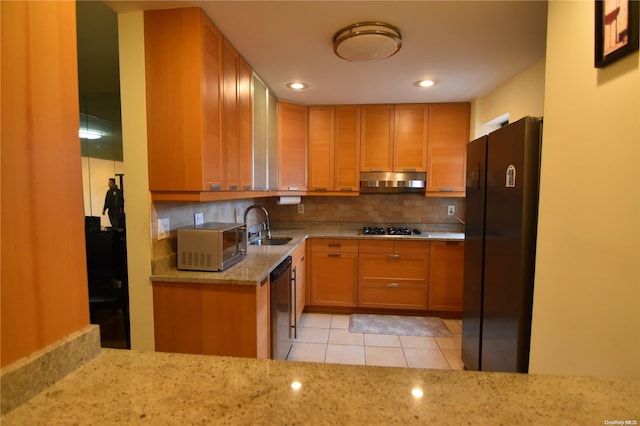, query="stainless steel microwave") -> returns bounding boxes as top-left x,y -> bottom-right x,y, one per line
177,222 -> 246,272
